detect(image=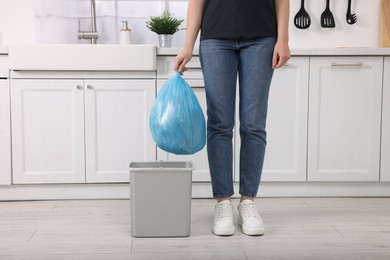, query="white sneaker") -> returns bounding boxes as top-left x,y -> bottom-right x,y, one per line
238,200 -> 265,236
212,200 -> 235,236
